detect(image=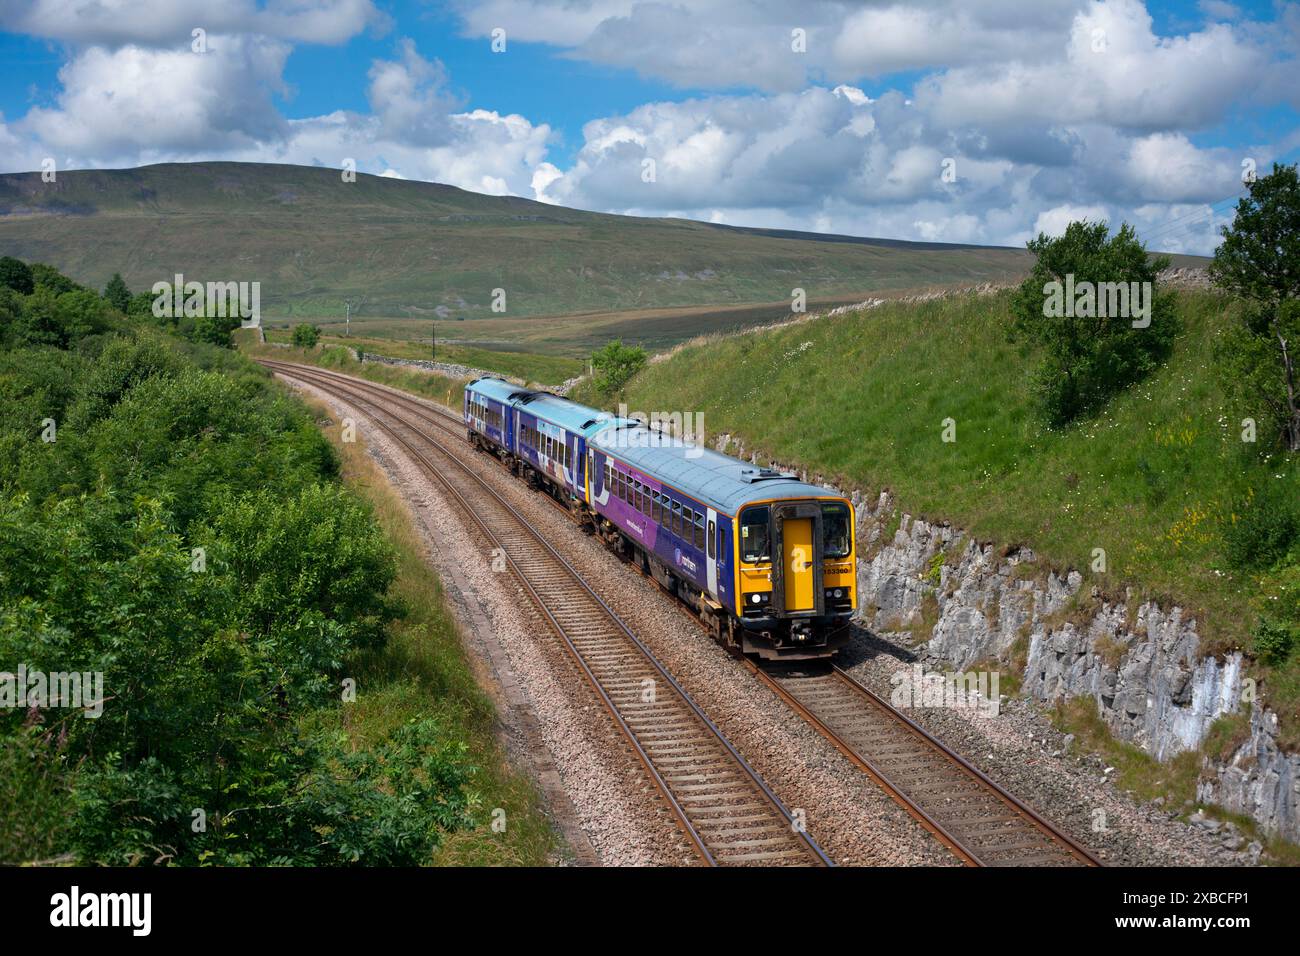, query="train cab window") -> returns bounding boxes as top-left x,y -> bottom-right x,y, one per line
822,503 -> 851,558
693,511 -> 705,549
707,520 -> 715,559
740,506 -> 770,563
